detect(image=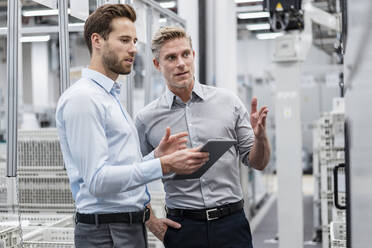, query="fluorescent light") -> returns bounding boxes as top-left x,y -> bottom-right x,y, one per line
21,35 -> 50,43
69,23 -> 84,27
237,5 -> 264,12
22,9 -> 71,17
246,23 -> 271,31
159,18 -> 167,23
159,1 -> 176,9
238,12 -> 270,19
256,32 -> 283,40
235,0 -> 263,3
